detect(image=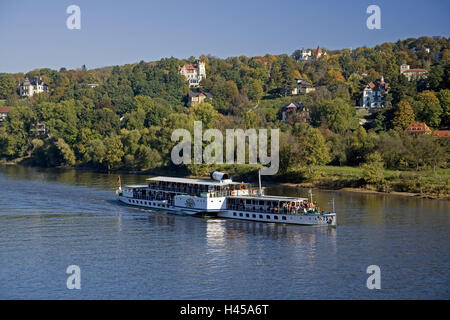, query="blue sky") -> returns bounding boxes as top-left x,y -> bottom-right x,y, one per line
0,0 -> 449,73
